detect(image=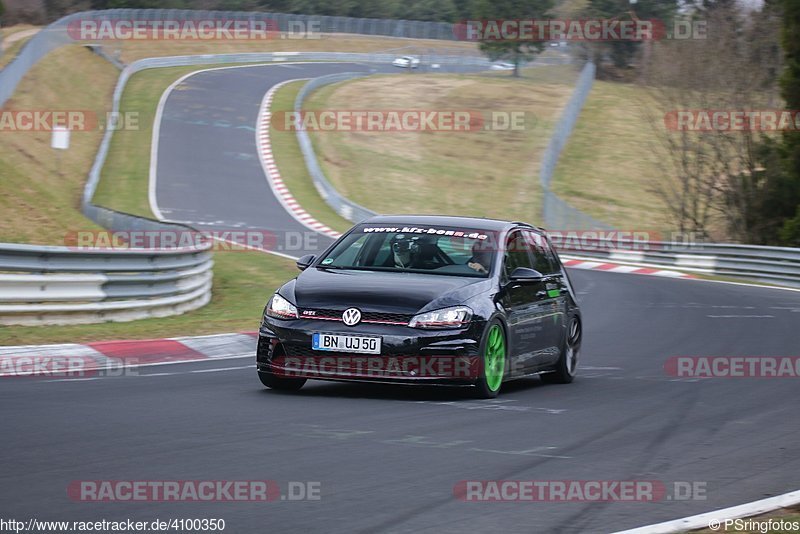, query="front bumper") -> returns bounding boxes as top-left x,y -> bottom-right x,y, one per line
257,317 -> 484,385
